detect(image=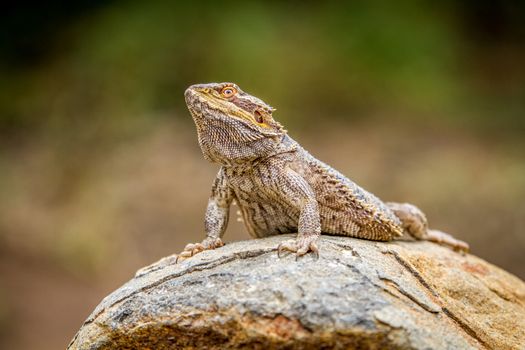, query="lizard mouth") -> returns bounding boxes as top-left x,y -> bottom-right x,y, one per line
184,88 -> 201,109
